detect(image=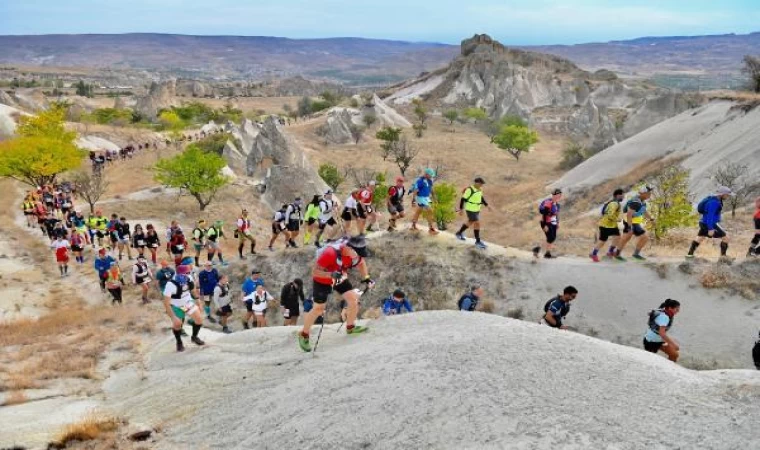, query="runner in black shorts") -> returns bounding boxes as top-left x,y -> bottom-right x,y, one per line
387,177 -> 406,232
533,189 -> 562,259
